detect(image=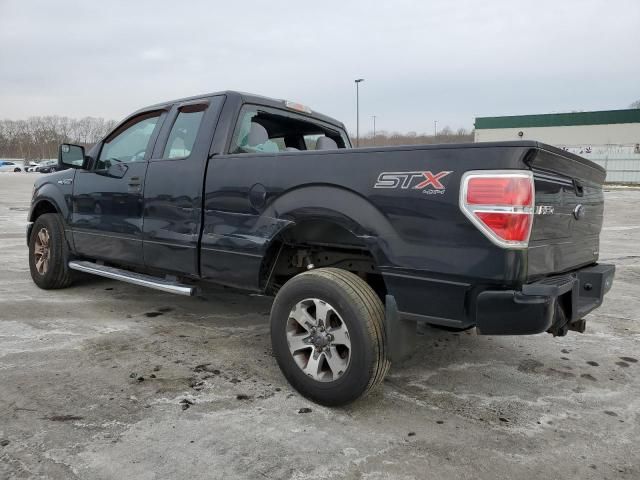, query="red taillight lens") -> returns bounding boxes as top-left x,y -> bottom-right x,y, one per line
460,171 -> 534,248
466,177 -> 533,206
475,212 -> 532,242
